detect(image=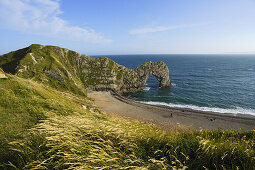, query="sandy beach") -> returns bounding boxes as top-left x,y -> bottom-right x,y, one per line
88,91 -> 255,131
